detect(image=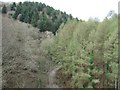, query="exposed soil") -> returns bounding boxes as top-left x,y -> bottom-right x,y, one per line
2,14 -> 59,88
48,66 -> 61,88
56,68 -> 72,88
